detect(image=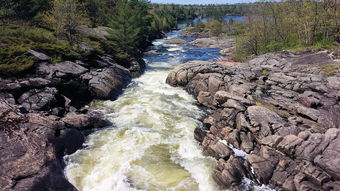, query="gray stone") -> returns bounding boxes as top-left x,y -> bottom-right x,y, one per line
222,99 -> 246,111
28,49 -> 50,61
18,87 -> 58,111
37,61 -> 88,78
247,106 -> 285,137
81,65 -> 131,100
